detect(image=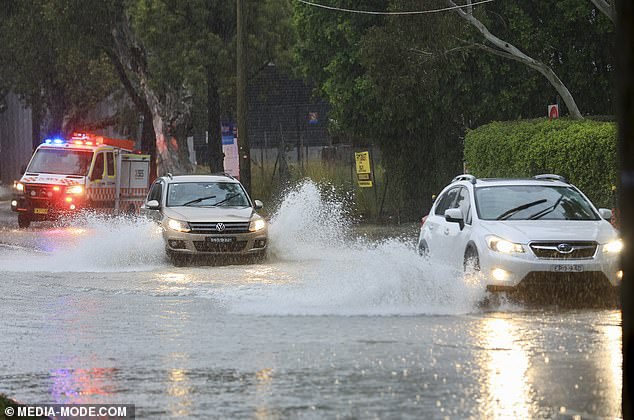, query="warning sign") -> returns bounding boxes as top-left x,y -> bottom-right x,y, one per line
355,151 -> 373,188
